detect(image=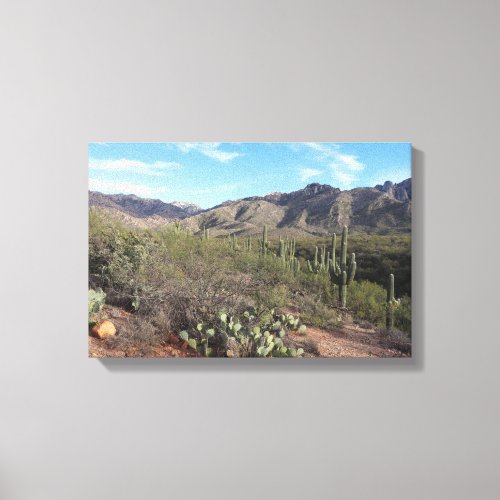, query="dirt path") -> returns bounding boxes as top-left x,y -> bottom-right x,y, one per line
287,323 -> 408,358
